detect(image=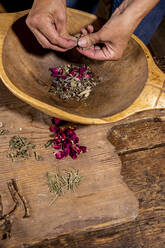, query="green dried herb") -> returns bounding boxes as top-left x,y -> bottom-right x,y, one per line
65,169 -> 83,192
34,151 -> 43,161
47,168 -> 83,204
0,129 -> 8,136
7,136 -> 36,162
44,139 -> 53,148
98,146 -> 102,149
